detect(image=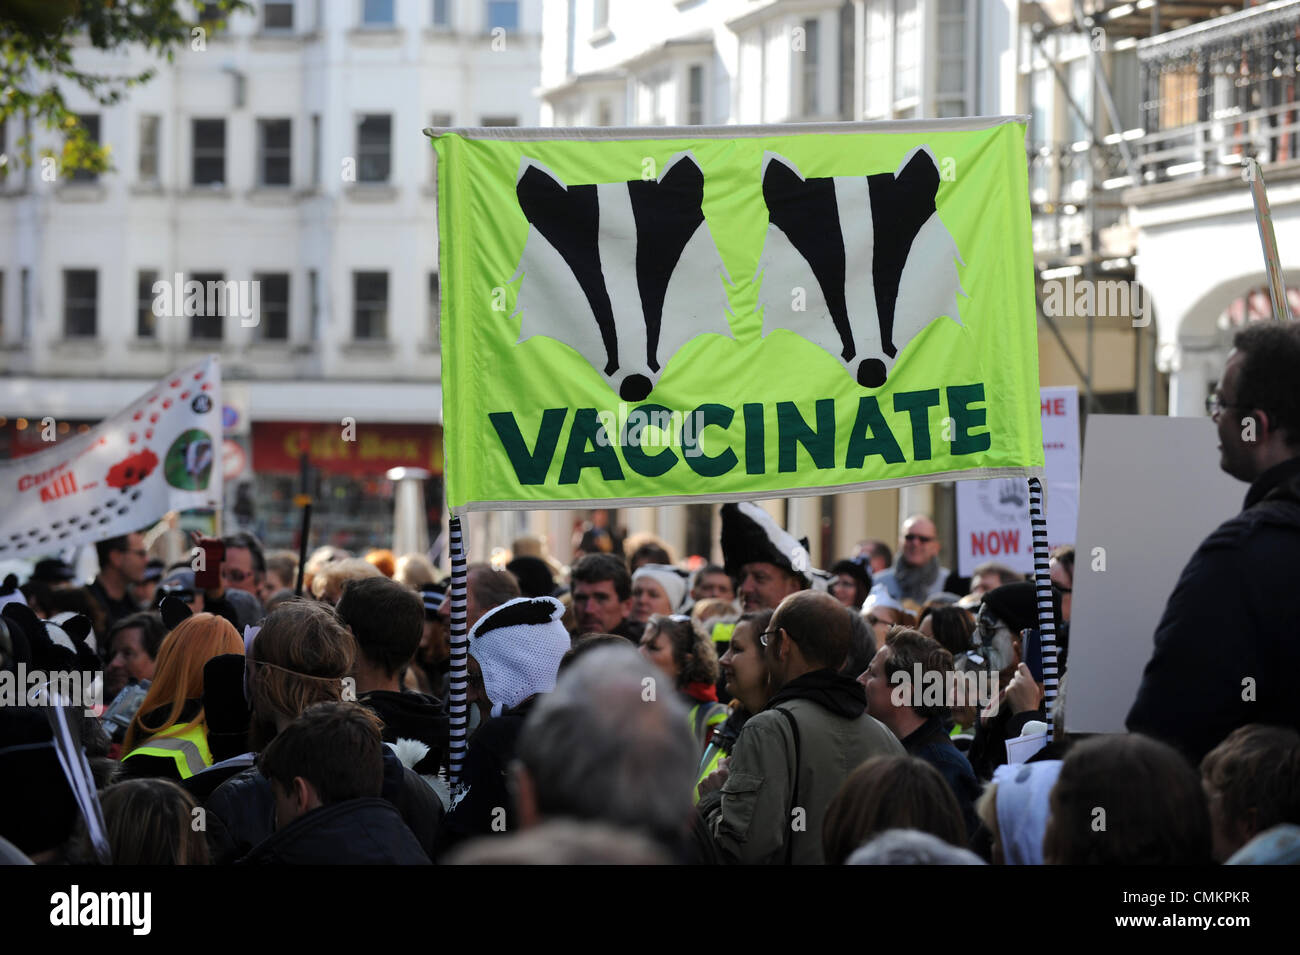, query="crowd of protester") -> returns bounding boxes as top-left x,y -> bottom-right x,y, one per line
1,494 -> 1296,867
